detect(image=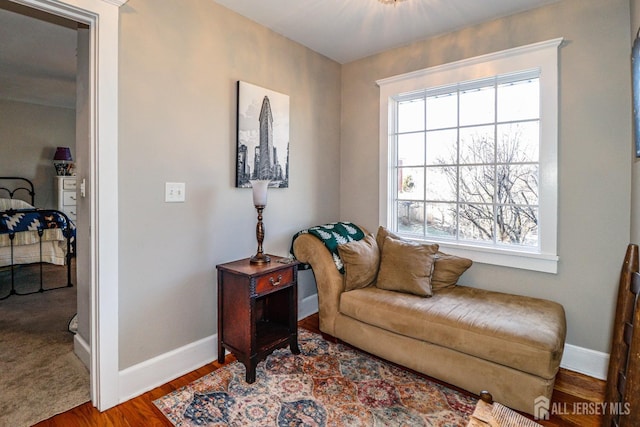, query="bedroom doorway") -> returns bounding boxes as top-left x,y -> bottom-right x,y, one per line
7,0 -> 123,411
0,0 -> 89,421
